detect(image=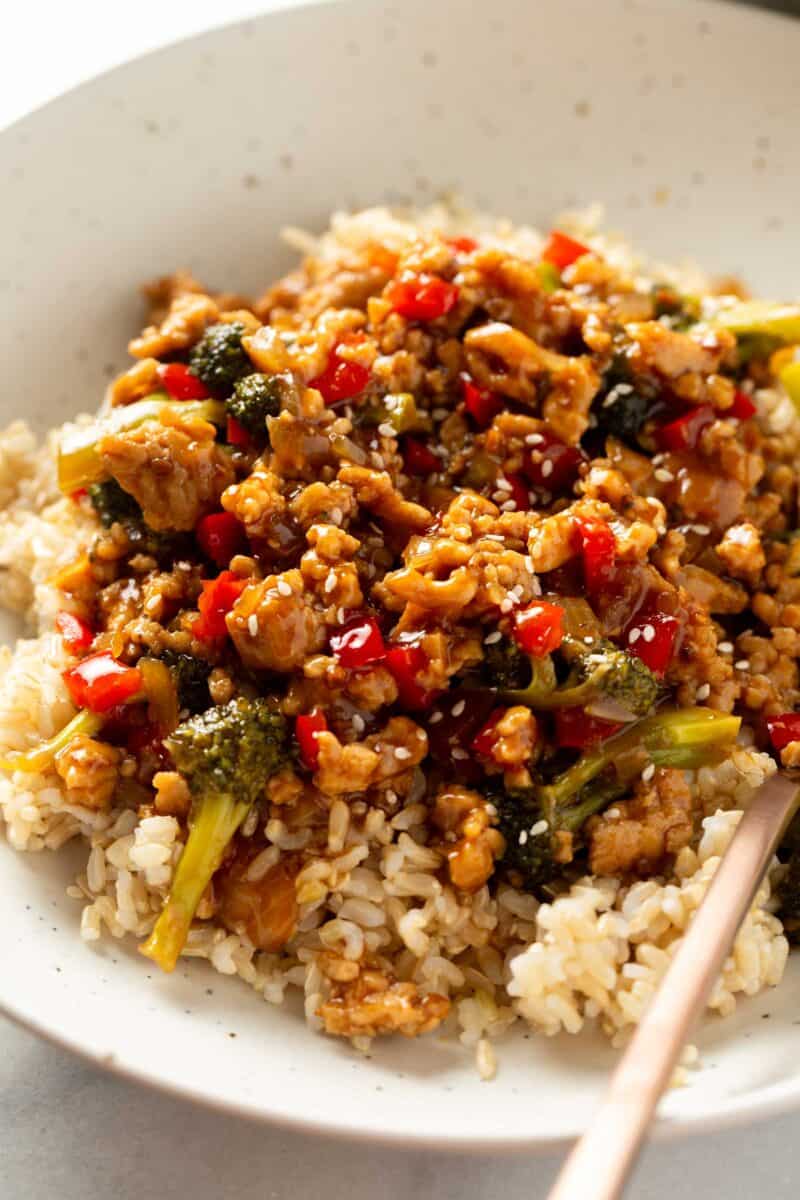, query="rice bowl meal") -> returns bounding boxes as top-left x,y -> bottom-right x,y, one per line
2,204 -> 800,1081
